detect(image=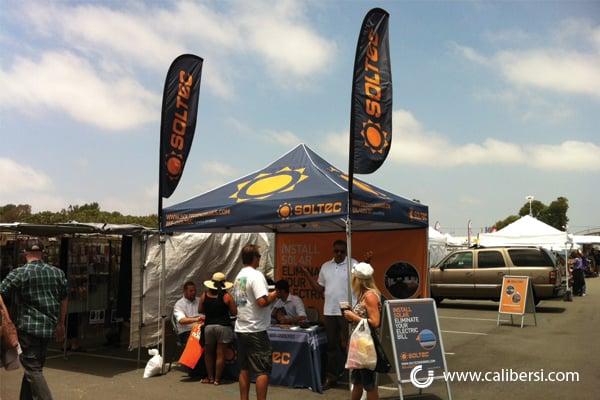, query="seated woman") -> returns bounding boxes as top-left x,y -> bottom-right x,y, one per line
199,272 -> 237,385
